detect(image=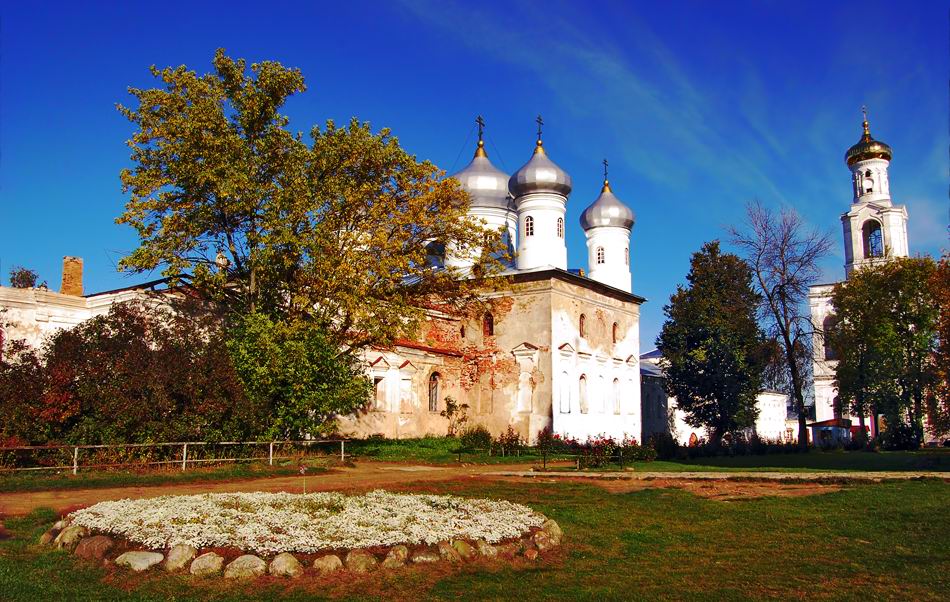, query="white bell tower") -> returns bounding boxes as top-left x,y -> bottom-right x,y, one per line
841,108 -> 909,276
